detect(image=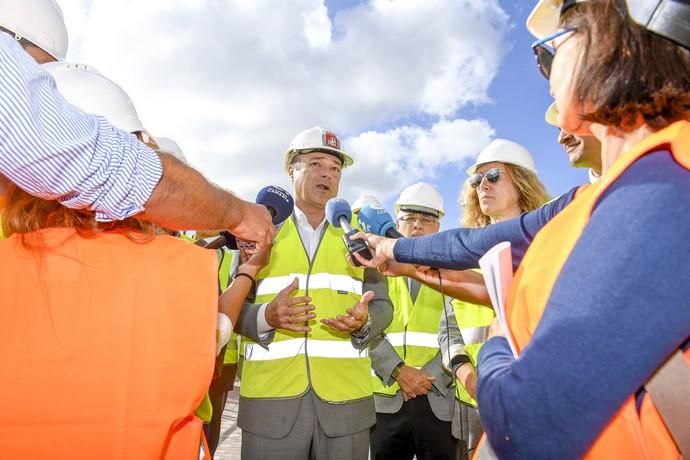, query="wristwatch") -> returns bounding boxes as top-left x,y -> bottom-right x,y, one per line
391,362 -> 404,379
